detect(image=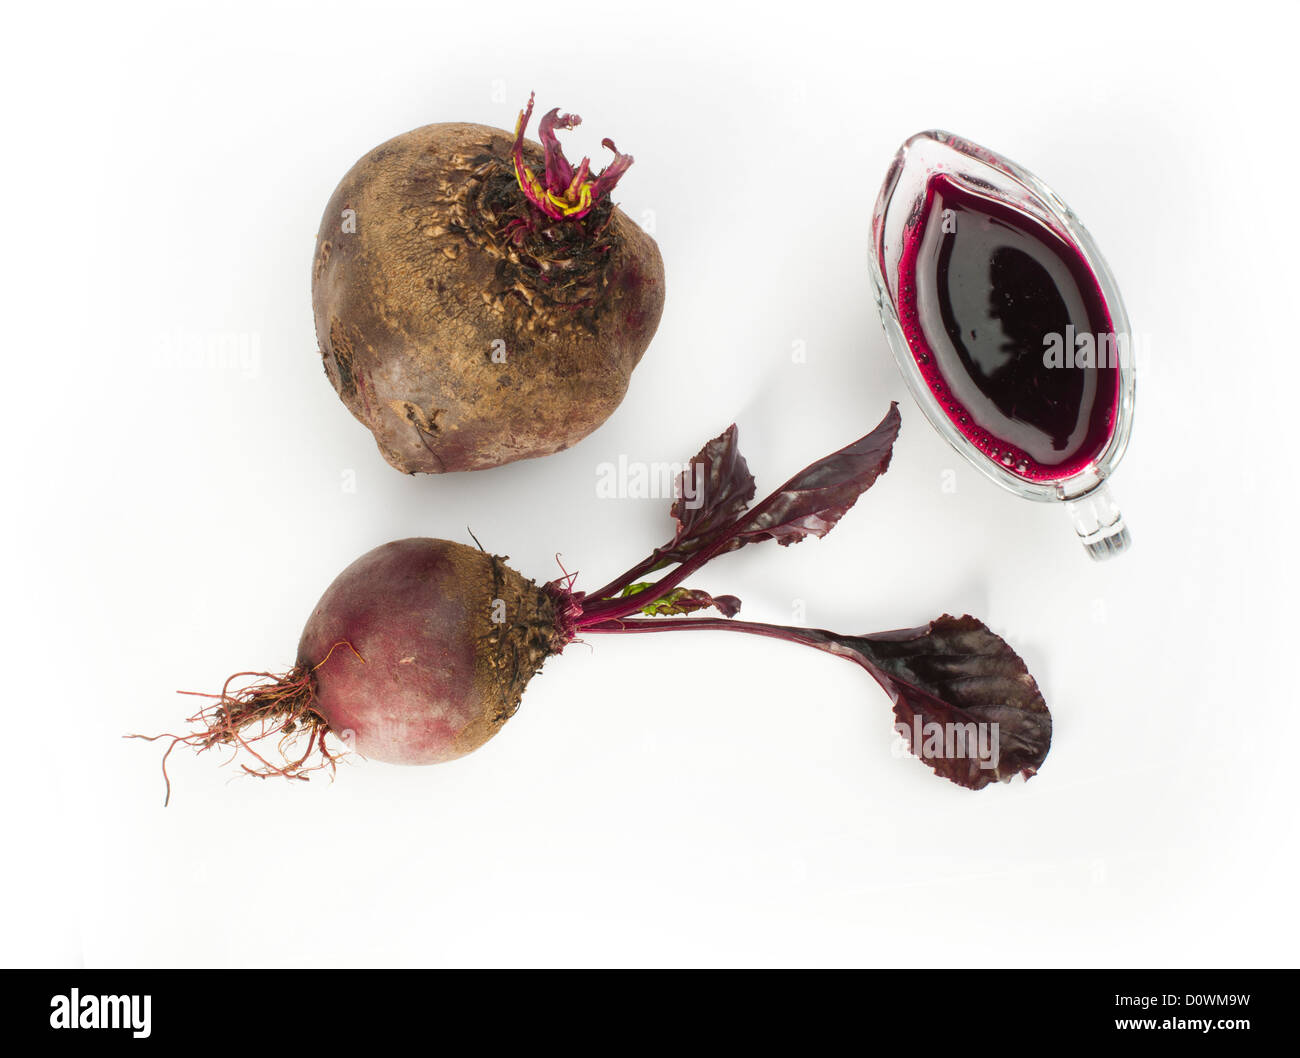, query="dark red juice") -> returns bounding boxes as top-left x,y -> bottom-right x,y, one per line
897,174 -> 1120,482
